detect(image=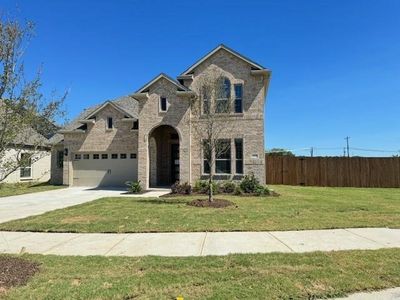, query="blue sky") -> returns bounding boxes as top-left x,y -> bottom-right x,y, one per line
2,0 -> 400,156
